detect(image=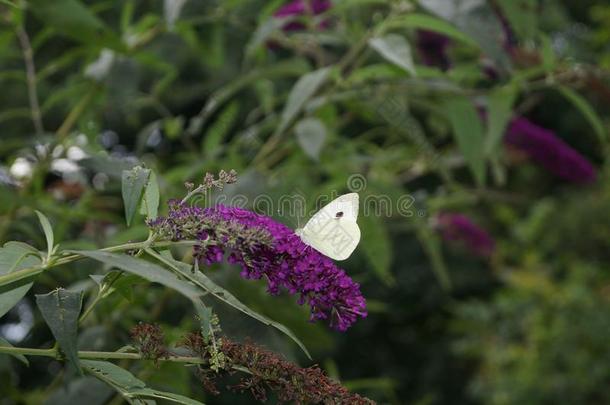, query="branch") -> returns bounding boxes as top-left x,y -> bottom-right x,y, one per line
0,239 -> 200,287
0,345 -> 205,364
